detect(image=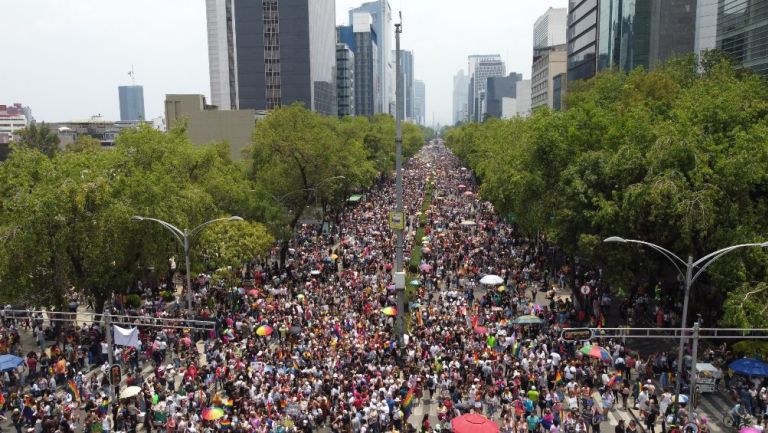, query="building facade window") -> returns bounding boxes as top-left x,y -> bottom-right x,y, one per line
262,0 -> 281,110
